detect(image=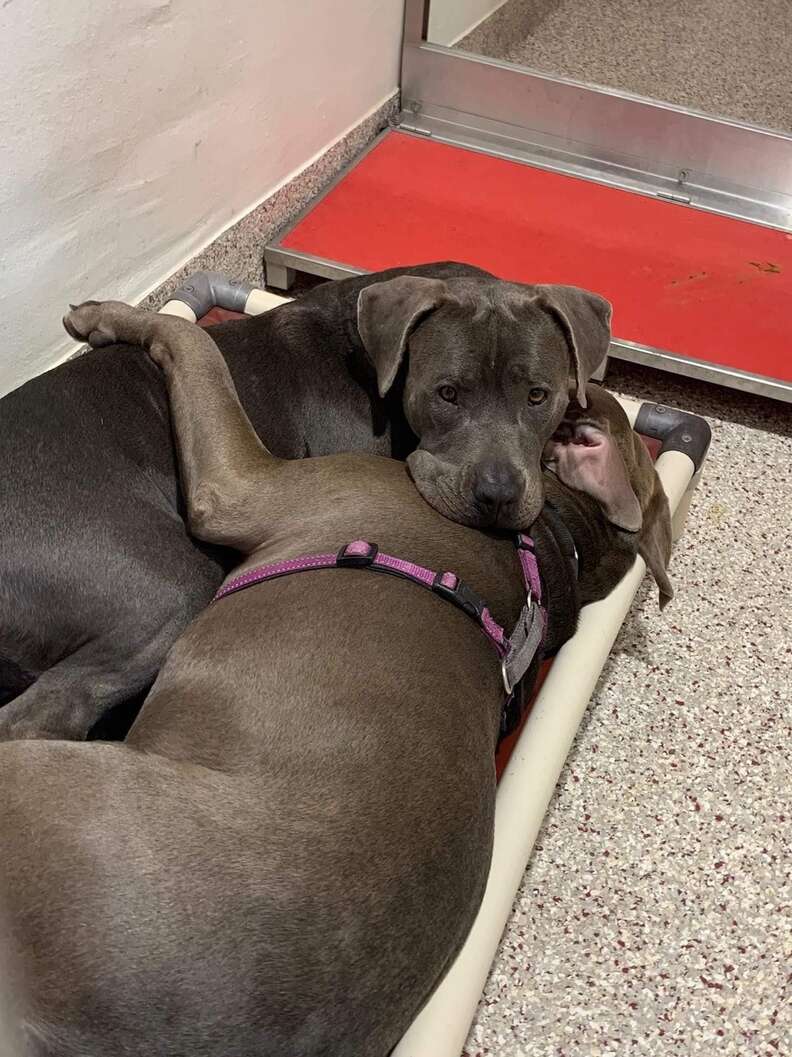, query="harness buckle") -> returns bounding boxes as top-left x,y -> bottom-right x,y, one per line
337,540 -> 379,568
432,572 -> 486,622
501,658 -> 515,696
